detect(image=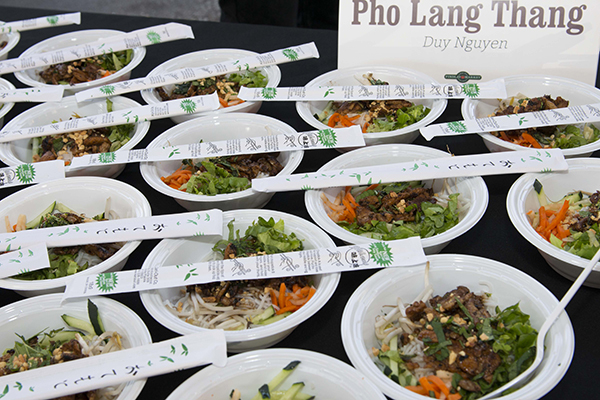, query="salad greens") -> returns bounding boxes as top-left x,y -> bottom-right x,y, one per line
180,159 -> 250,196
366,104 -> 430,133
213,217 -> 304,258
